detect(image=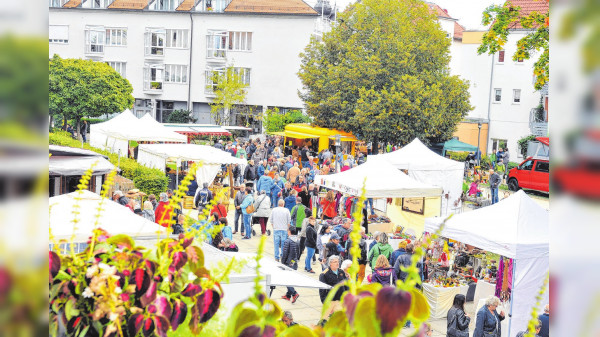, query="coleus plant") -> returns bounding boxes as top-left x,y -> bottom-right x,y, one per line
49,230 -> 222,337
